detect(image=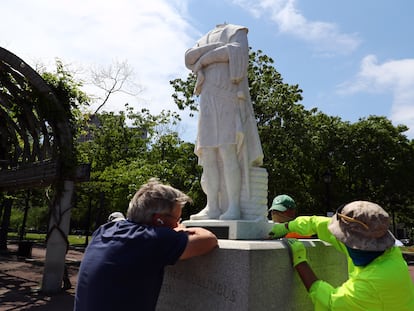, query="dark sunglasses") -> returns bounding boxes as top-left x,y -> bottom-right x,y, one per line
335,204 -> 369,230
